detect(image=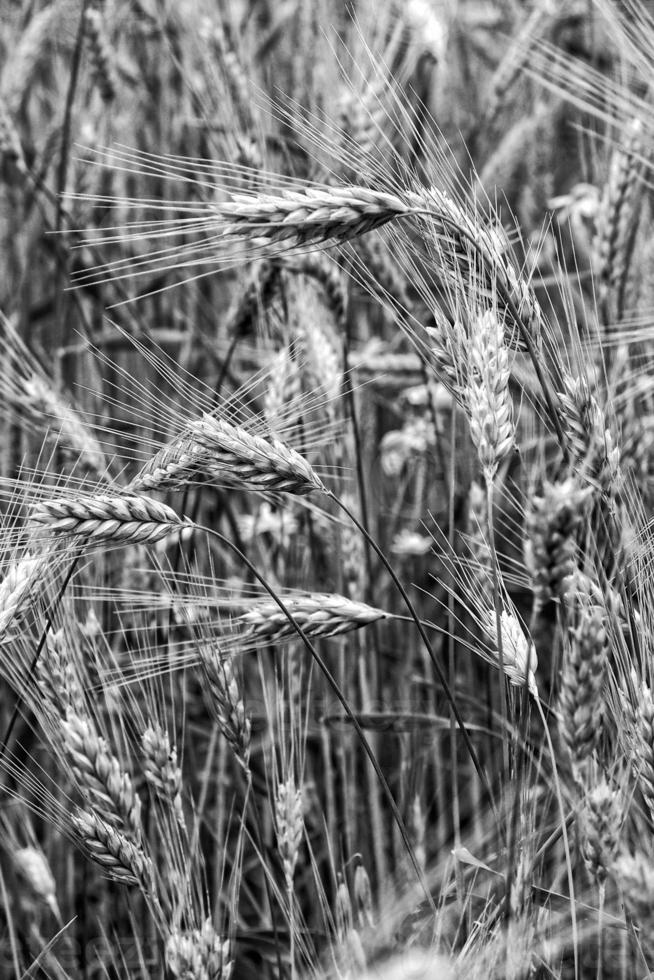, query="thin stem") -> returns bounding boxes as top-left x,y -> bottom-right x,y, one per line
485,476 -> 514,921
597,881 -> 605,980
535,697 -> 579,979
485,479 -> 510,774
0,550 -> 81,779
331,491 -> 502,839
289,875 -> 296,980
197,523 -> 436,912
